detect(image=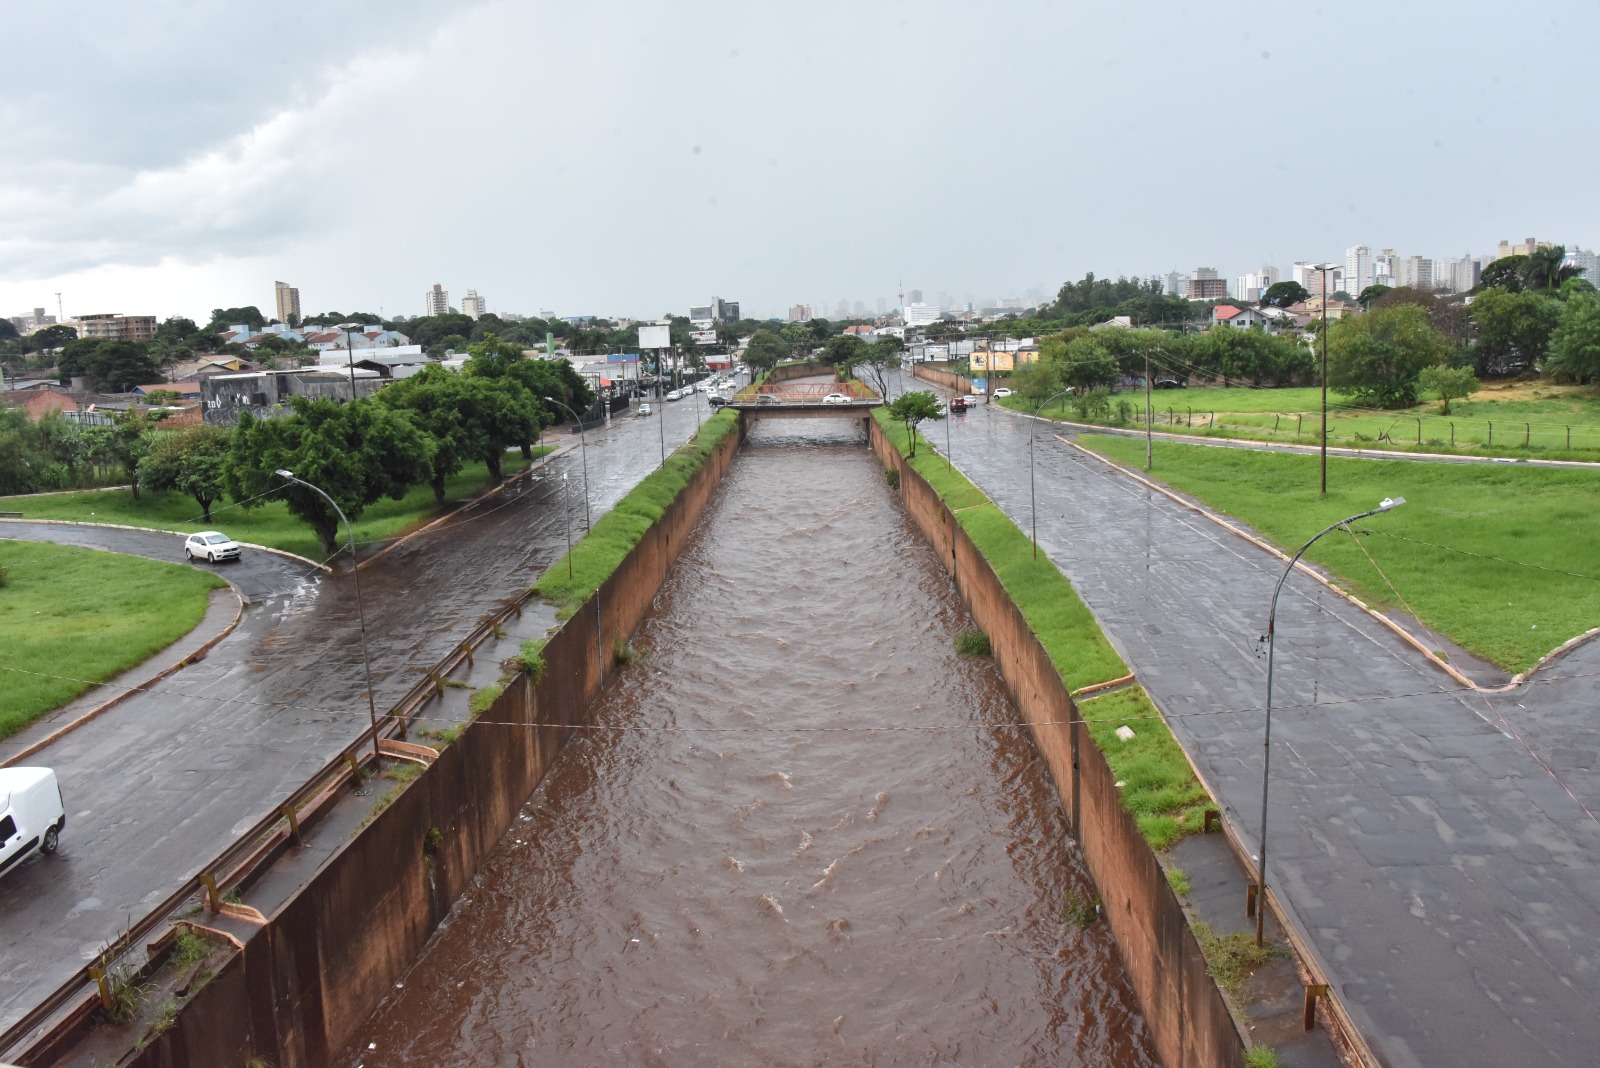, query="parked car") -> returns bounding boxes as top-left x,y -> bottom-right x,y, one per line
949,396 -> 969,412
993,387 -> 1014,398
822,393 -> 851,405
185,530 -> 241,563
1,767 -> 66,877
637,403 -> 653,416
